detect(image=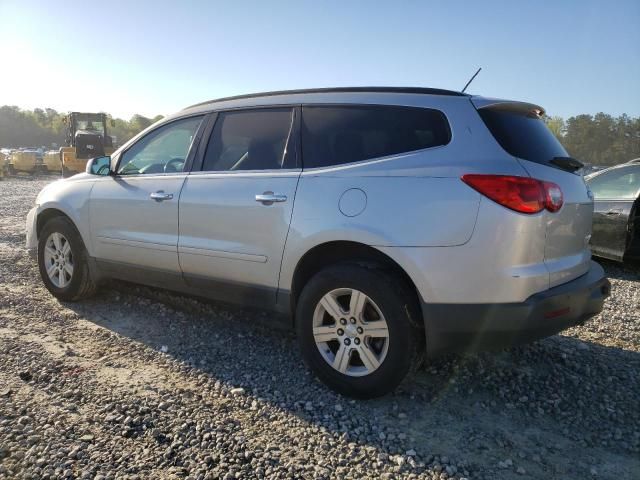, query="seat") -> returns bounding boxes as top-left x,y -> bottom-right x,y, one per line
237,139 -> 280,170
